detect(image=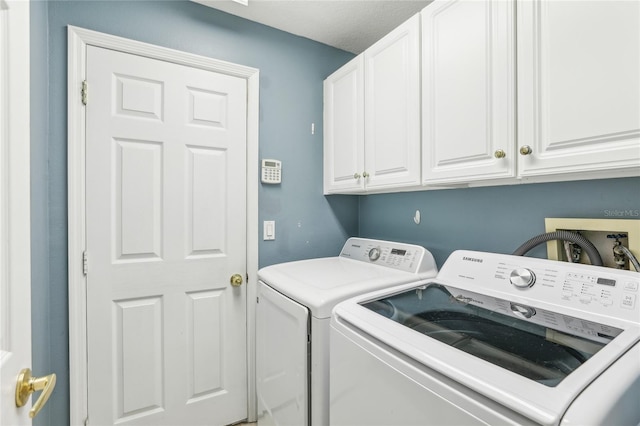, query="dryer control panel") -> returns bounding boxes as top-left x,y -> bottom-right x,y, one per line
339,238 -> 437,275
